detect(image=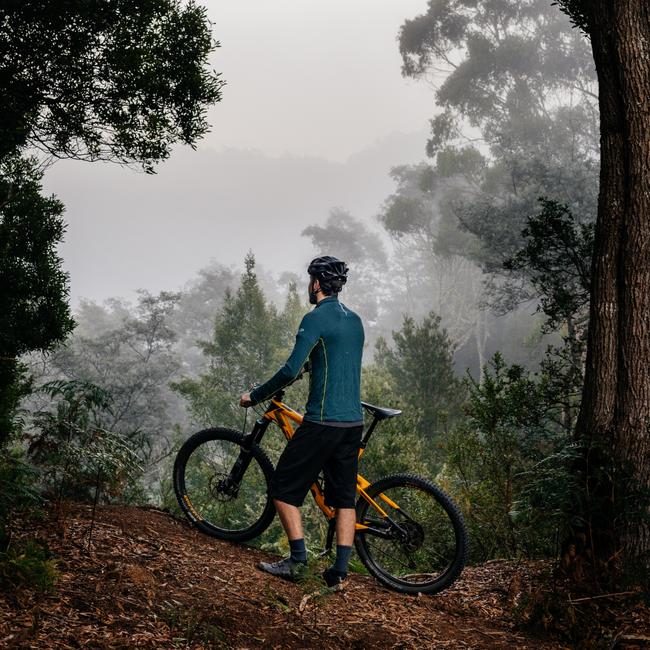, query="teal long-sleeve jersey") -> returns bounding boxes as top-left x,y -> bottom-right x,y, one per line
249,296 -> 364,424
